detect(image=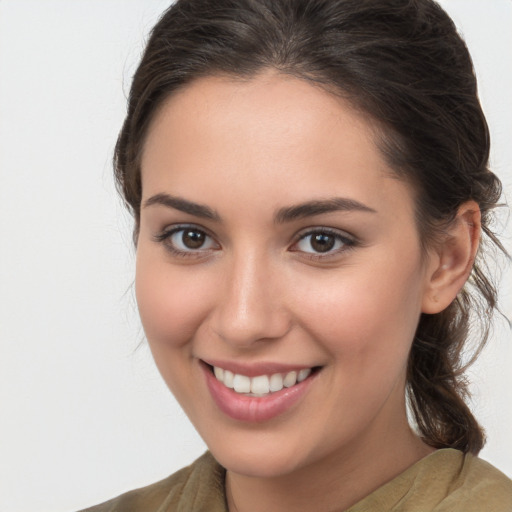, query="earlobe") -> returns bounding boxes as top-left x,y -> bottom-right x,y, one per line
421,201 -> 481,314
